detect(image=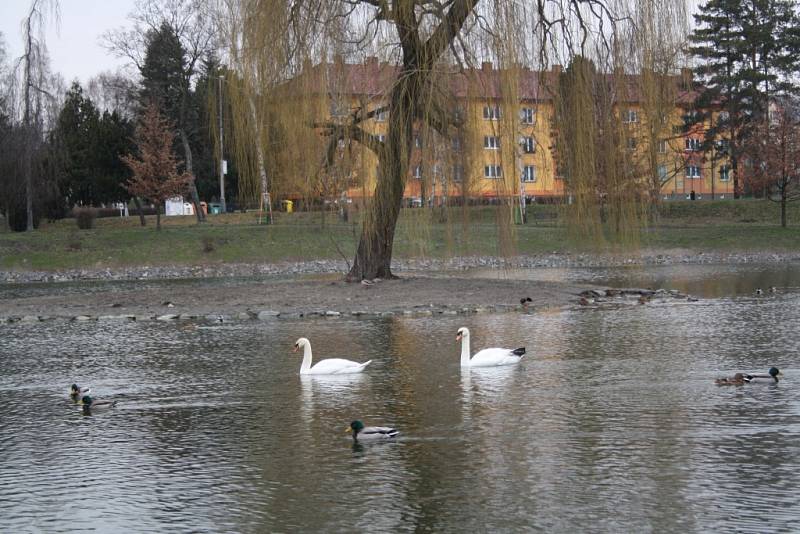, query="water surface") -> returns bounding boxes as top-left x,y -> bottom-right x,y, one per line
1,264 -> 799,532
